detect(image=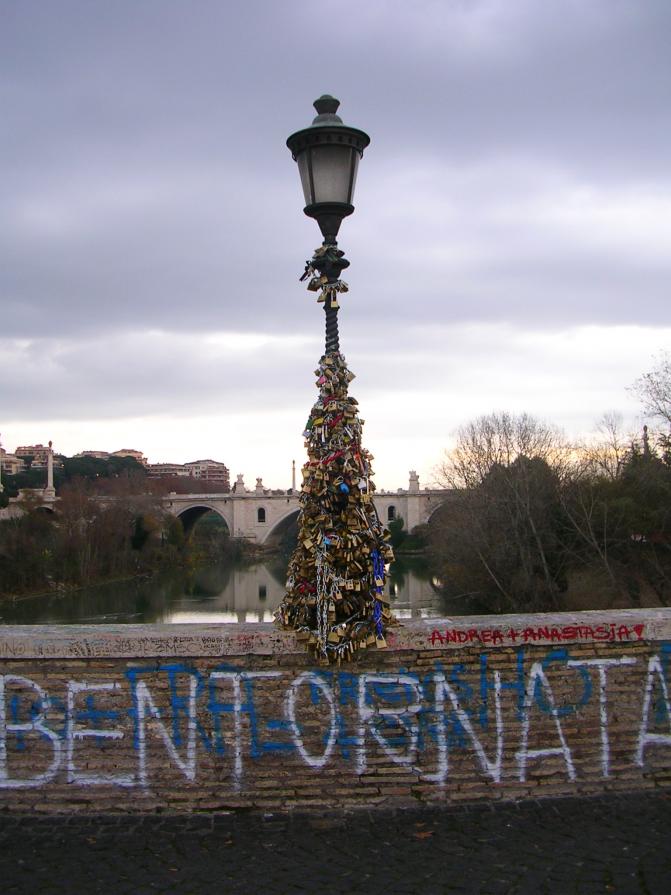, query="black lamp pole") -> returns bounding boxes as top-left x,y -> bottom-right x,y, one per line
287,96 -> 370,354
